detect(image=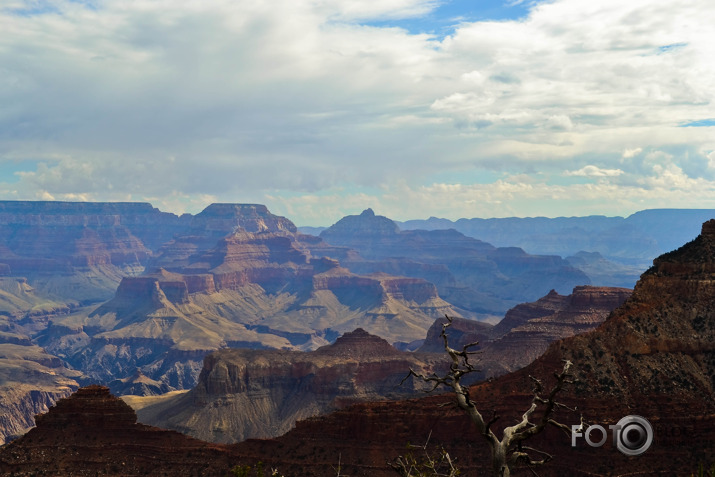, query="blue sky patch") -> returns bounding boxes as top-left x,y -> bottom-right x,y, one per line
680,119 -> 715,127
0,161 -> 38,184
362,0 -> 534,37
657,42 -> 688,54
